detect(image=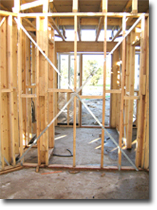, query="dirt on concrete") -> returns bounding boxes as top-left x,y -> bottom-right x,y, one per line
0,168 -> 149,199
